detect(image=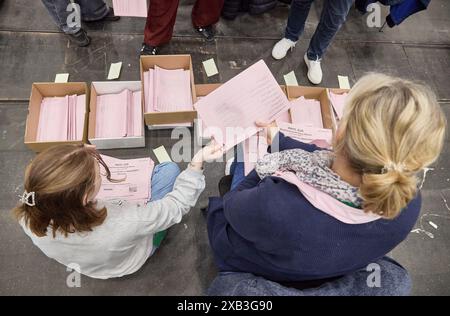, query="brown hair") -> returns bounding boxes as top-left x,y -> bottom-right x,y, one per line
13,144 -> 114,237
335,73 -> 446,219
